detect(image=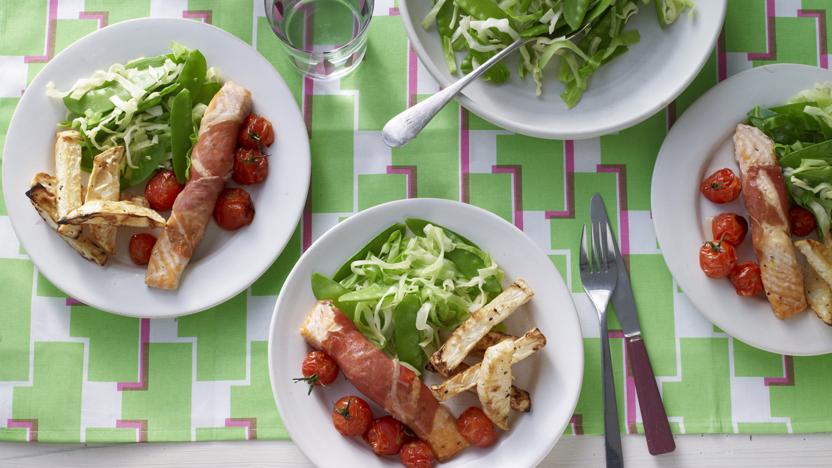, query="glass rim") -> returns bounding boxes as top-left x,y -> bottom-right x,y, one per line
265,0 -> 375,57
